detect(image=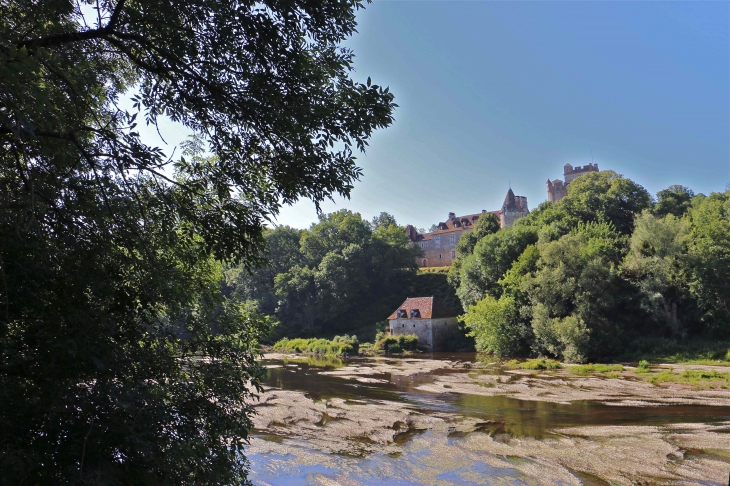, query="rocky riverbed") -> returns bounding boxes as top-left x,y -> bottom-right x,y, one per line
247,353 -> 730,485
